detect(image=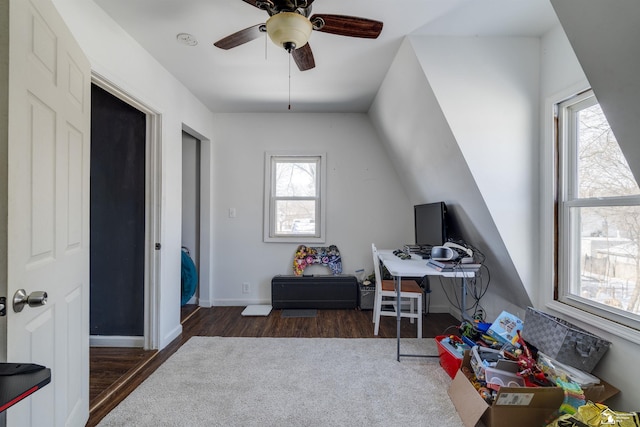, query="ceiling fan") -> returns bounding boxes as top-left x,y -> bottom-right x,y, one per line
213,0 -> 383,71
